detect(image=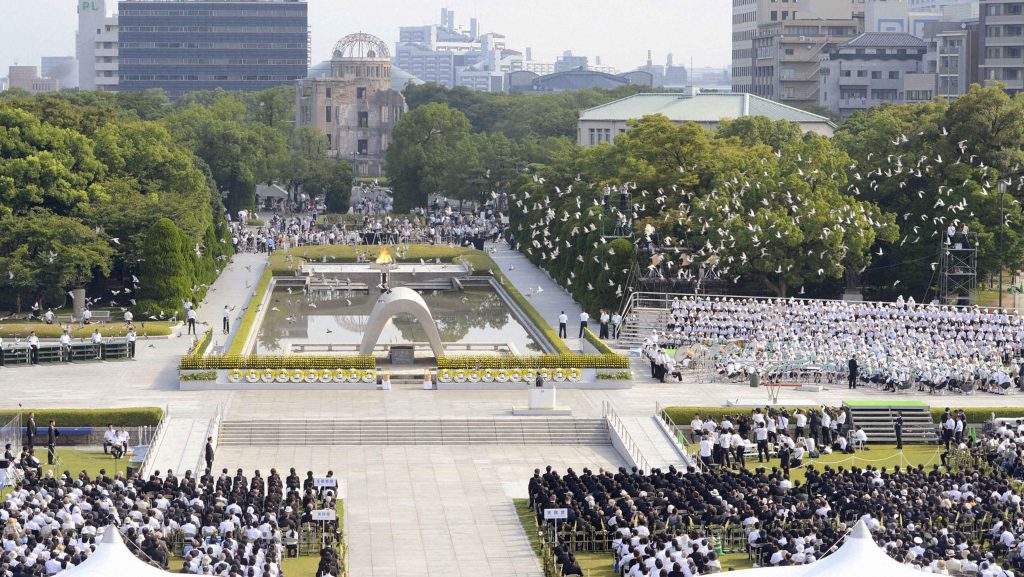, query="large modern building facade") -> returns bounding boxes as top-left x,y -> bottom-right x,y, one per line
979,0 -> 1024,94
77,0 -> 120,91
116,0 -> 308,98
